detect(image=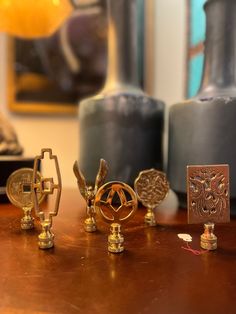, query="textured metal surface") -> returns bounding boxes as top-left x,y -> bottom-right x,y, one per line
187,164 -> 230,224
134,169 -> 169,209
134,168 -> 169,226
